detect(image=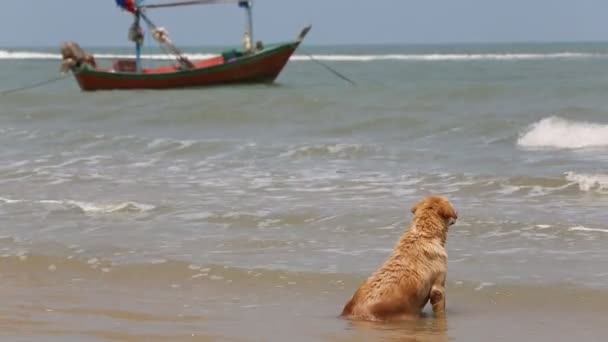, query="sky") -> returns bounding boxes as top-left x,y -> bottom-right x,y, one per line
0,0 -> 607,47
